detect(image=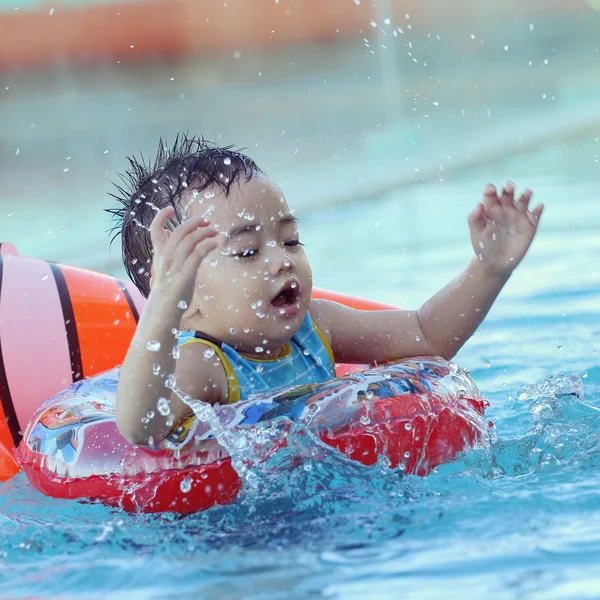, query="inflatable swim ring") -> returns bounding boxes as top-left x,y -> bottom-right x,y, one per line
16,359 -> 487,513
